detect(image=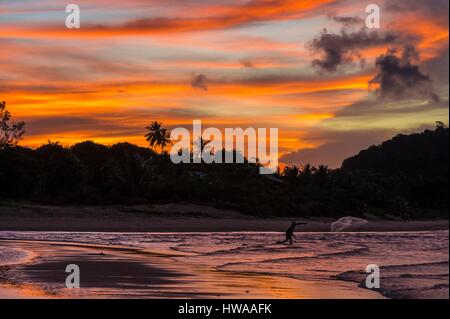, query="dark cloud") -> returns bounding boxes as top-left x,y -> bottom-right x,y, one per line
190,73 -> 208,91
369,46 -> 440,101
329,15 -> 364,27
306,28 -> 398,72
